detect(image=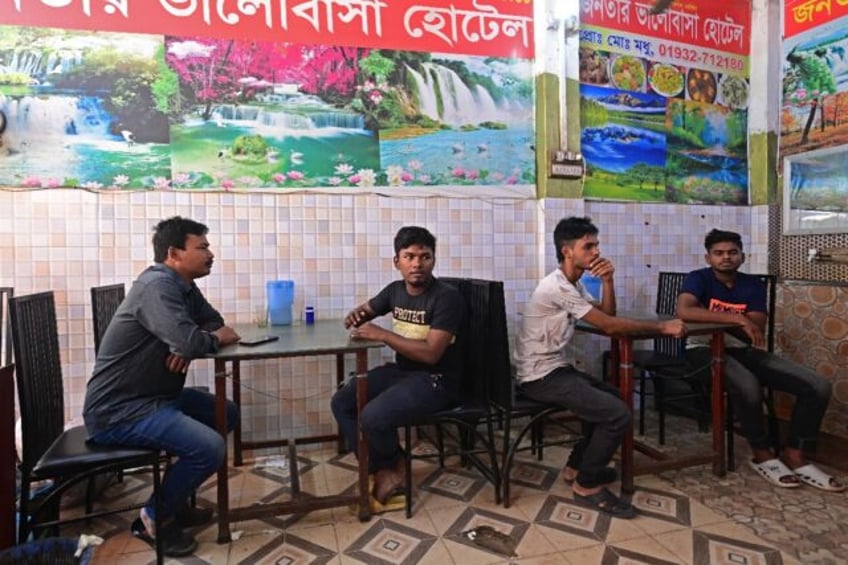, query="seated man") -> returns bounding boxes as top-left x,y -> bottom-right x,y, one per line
514,217 -> 686,519
331,226 -> 465,504
83,216 -> 242,556
677,229 -> 843,491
